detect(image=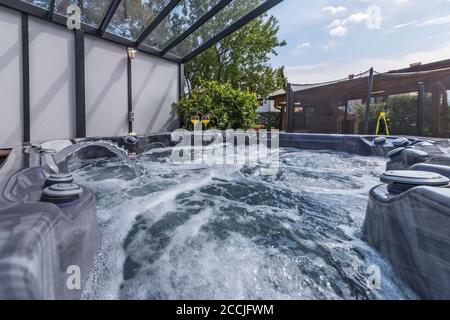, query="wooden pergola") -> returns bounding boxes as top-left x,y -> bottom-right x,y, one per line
269,59 -> 450,137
